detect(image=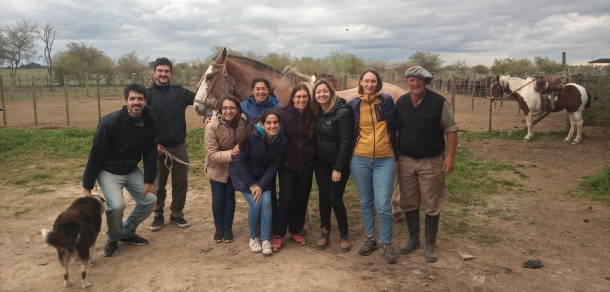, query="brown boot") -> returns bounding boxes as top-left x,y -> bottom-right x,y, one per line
316,228 -> 330,250
339,234 -> 351,253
